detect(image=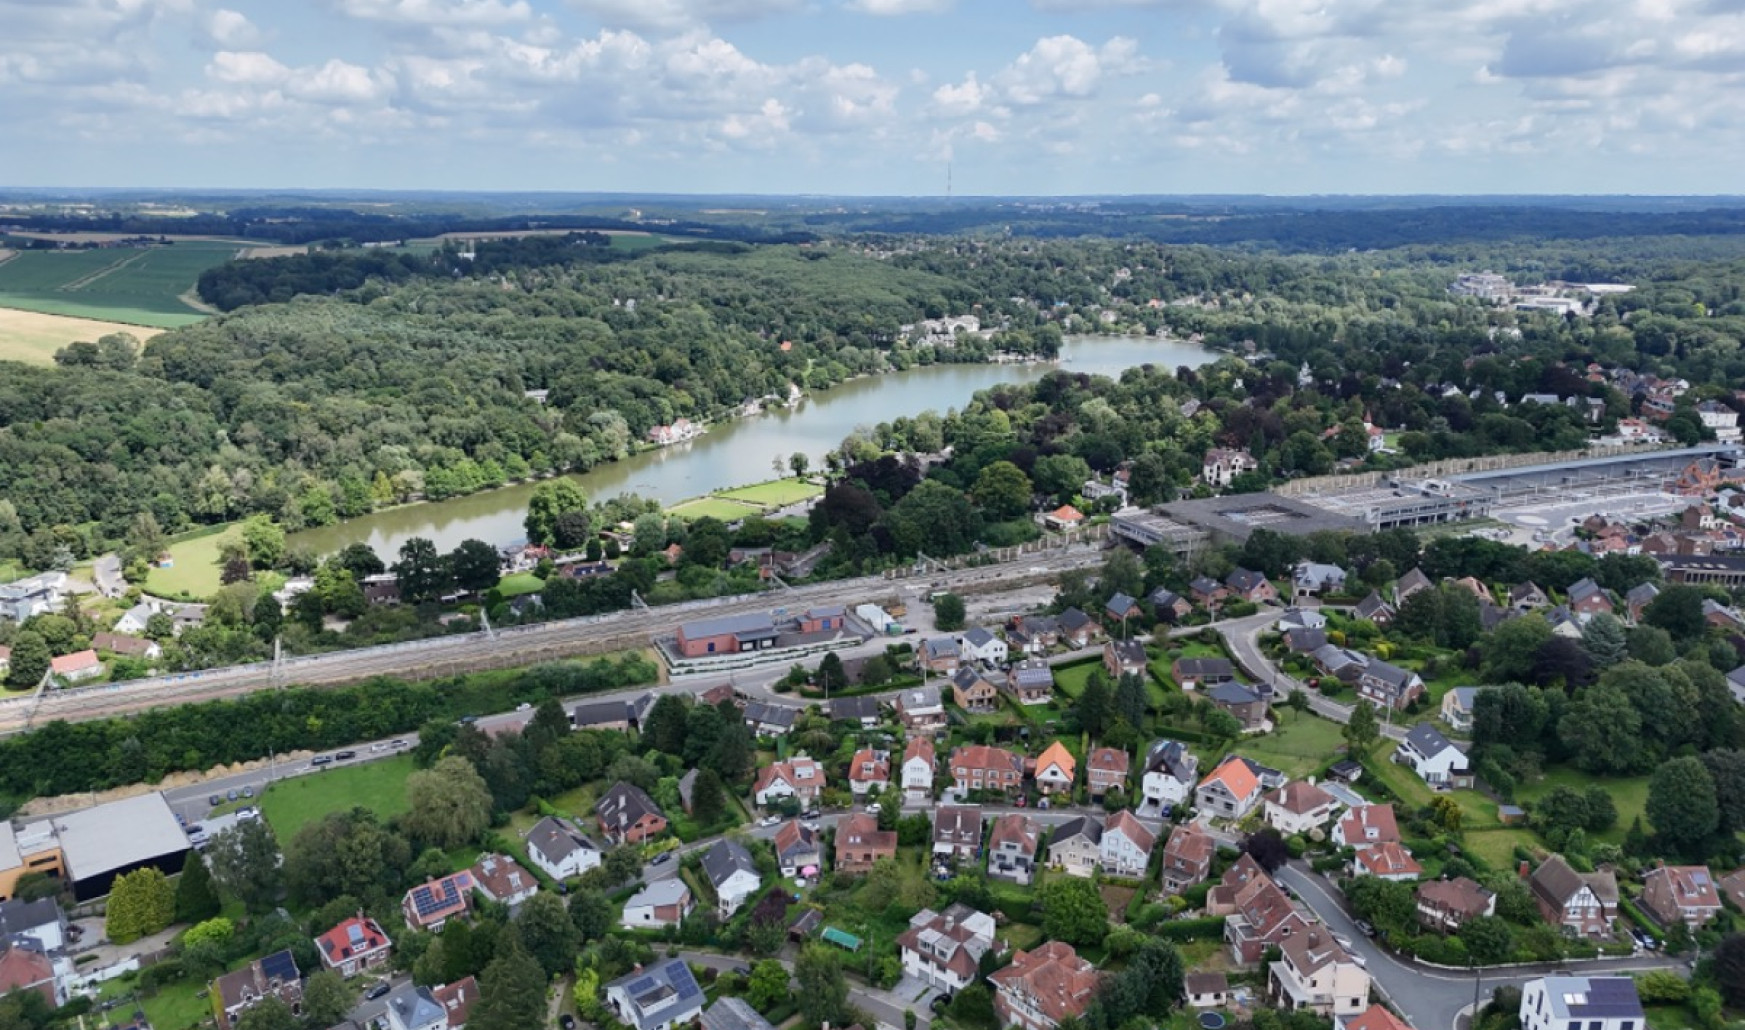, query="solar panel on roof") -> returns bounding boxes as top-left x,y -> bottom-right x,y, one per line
260,951 -> 298,982
348,923 -> 365,945
1693,871 -> 1712,885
